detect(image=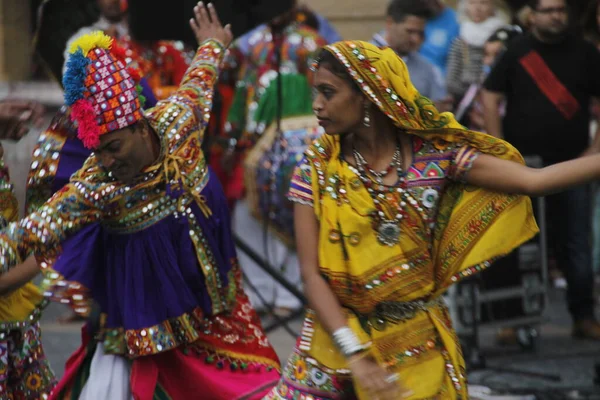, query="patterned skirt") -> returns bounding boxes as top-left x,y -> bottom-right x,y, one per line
0,321 -> 56,399
263,343 -> 358,400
